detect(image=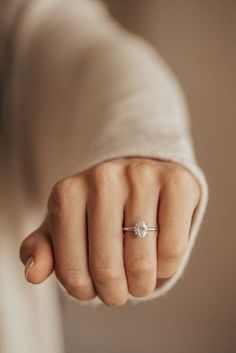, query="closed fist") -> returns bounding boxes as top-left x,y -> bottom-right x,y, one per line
20,157 -> 200,307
